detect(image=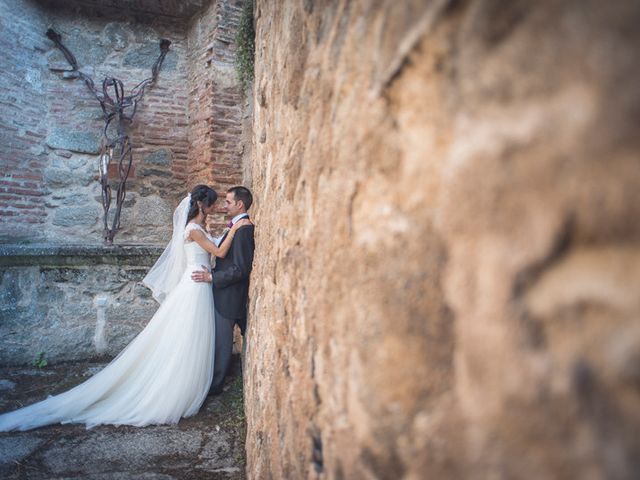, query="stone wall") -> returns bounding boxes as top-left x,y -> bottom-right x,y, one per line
45,0 -> 191,245
0,1 -> 49,242
1,0 -> 190,244
0,0 -> 247,244
187,0 -> 245,230
0,244 -> 163,366
0,0 -> 248,365
245,1 -> 640,479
